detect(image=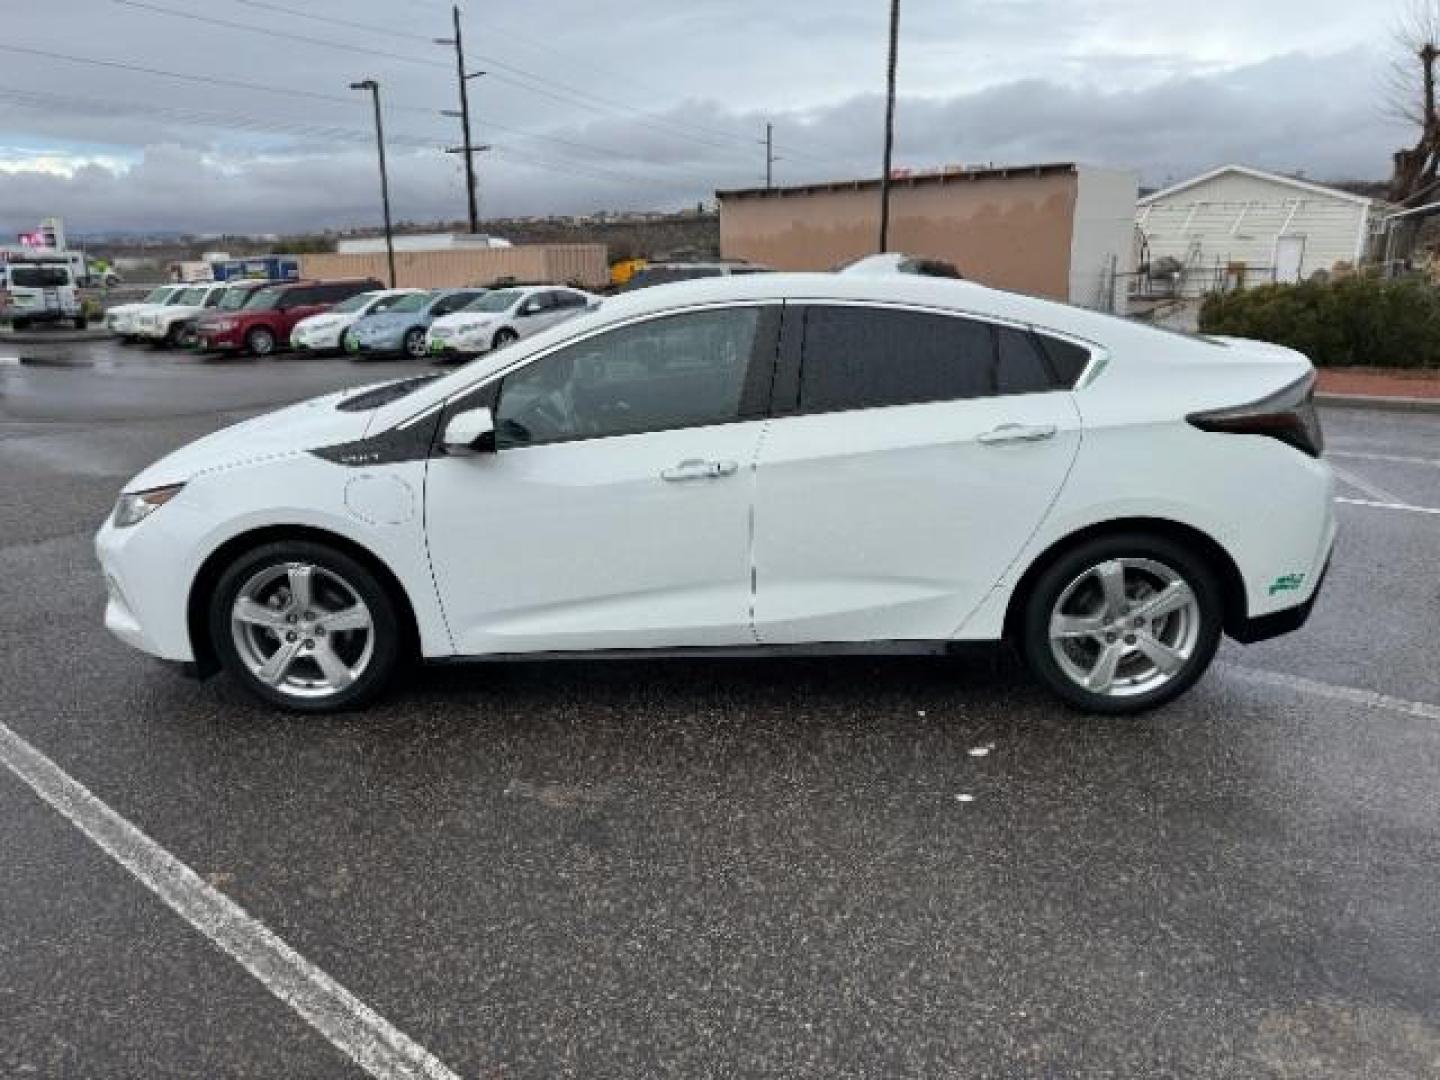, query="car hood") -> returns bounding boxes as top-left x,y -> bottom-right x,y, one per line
122,382 -> 401,491
430,311 -> 494,330
353,312 -> 422,333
